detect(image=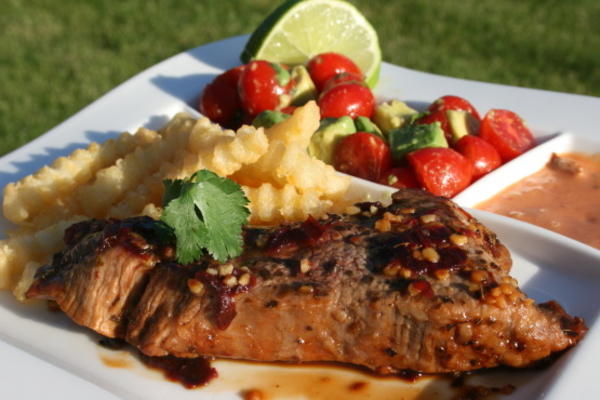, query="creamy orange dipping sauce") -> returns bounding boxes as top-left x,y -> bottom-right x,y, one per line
477,152 -> 600,250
